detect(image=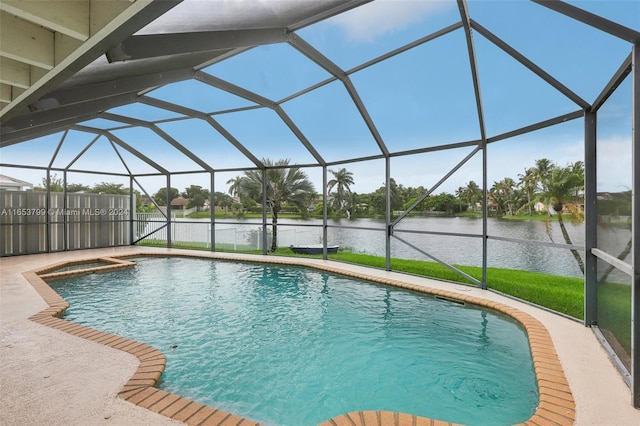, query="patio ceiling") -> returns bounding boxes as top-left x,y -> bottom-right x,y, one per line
0,0 -> 365,146
0,0 -> 182,120
0,0 -> 638,176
